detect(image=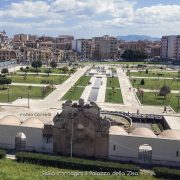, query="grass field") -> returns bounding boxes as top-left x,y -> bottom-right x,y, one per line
105,88 -> 123,103
106,77 -> 120,88
130,78 -> 180,90
18,67 -> 77,74
61,76 -> 91,101
105,77 -> 123,103
0,85 -> 53,102
137,92 -> 180,112
0,159 -> 156,180
8,74 -> 69,85
74,76 -> 91,86
61,87 -> 85,101
129,71 -> 180,78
